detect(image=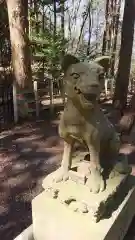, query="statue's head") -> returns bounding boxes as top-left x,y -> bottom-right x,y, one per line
61,54 -> 110,109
